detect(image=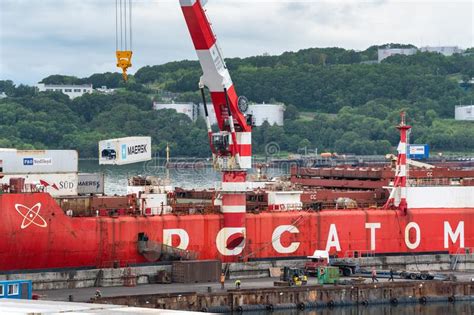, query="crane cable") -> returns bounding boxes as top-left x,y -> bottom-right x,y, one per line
115,0 -> 133,81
